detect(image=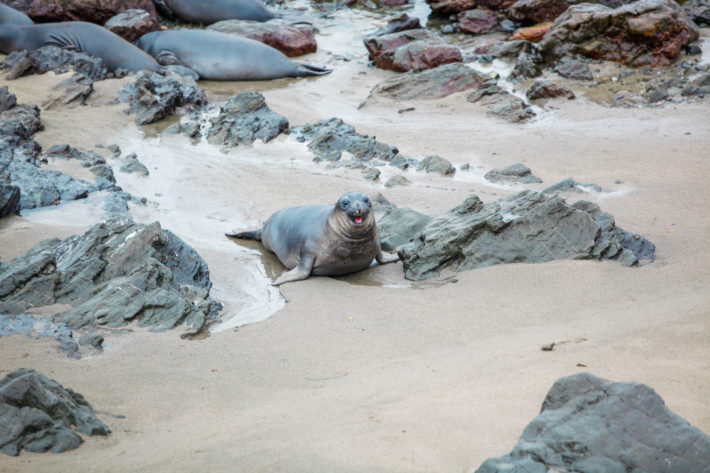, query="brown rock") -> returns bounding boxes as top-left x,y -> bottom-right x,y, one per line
9,0 -> 158,25
458,9 -> 500,34
370,62 -> 492,100
364,30 -> 462,72
539,0 -> 699,67
525,81 -> 575,100
427,0 -> 477,15
509,22 -> 552,41
208,19 -> 317,57
104,9 -> 160,43
508,0 -> 572,23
